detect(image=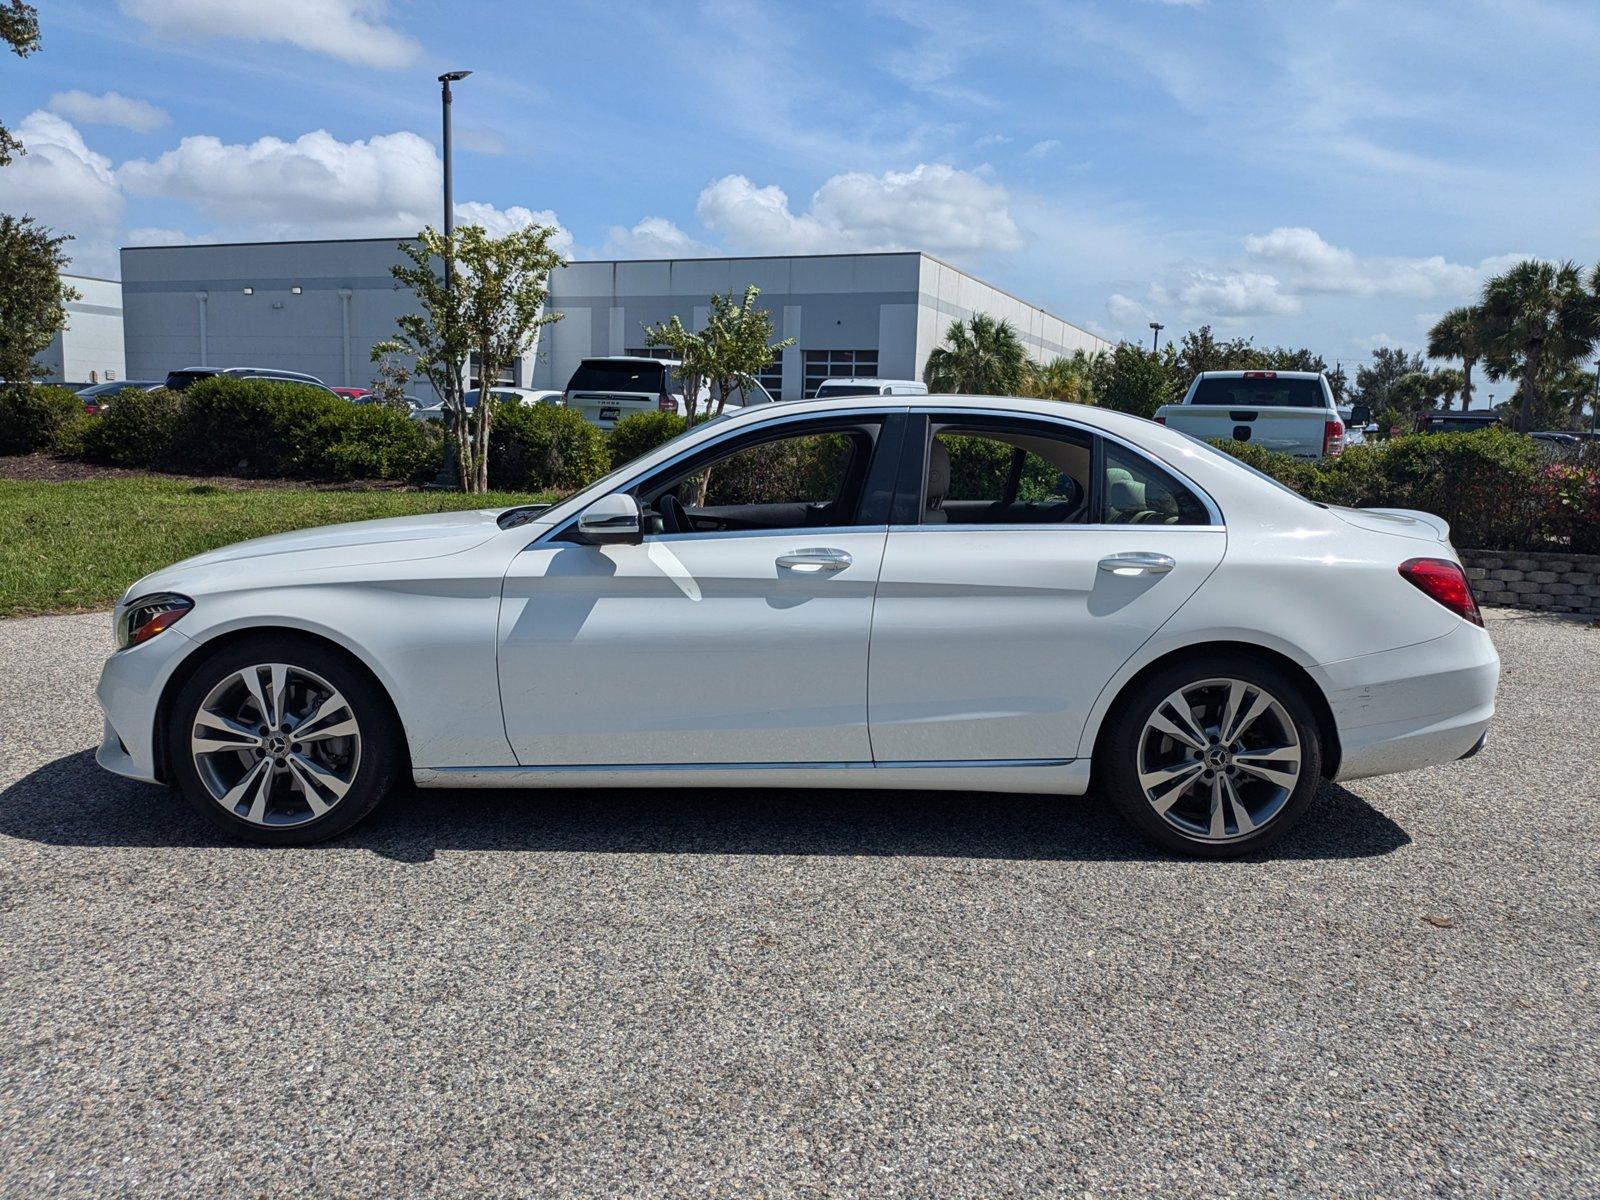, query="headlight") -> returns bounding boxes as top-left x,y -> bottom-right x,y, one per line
116,593 -> 193,649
